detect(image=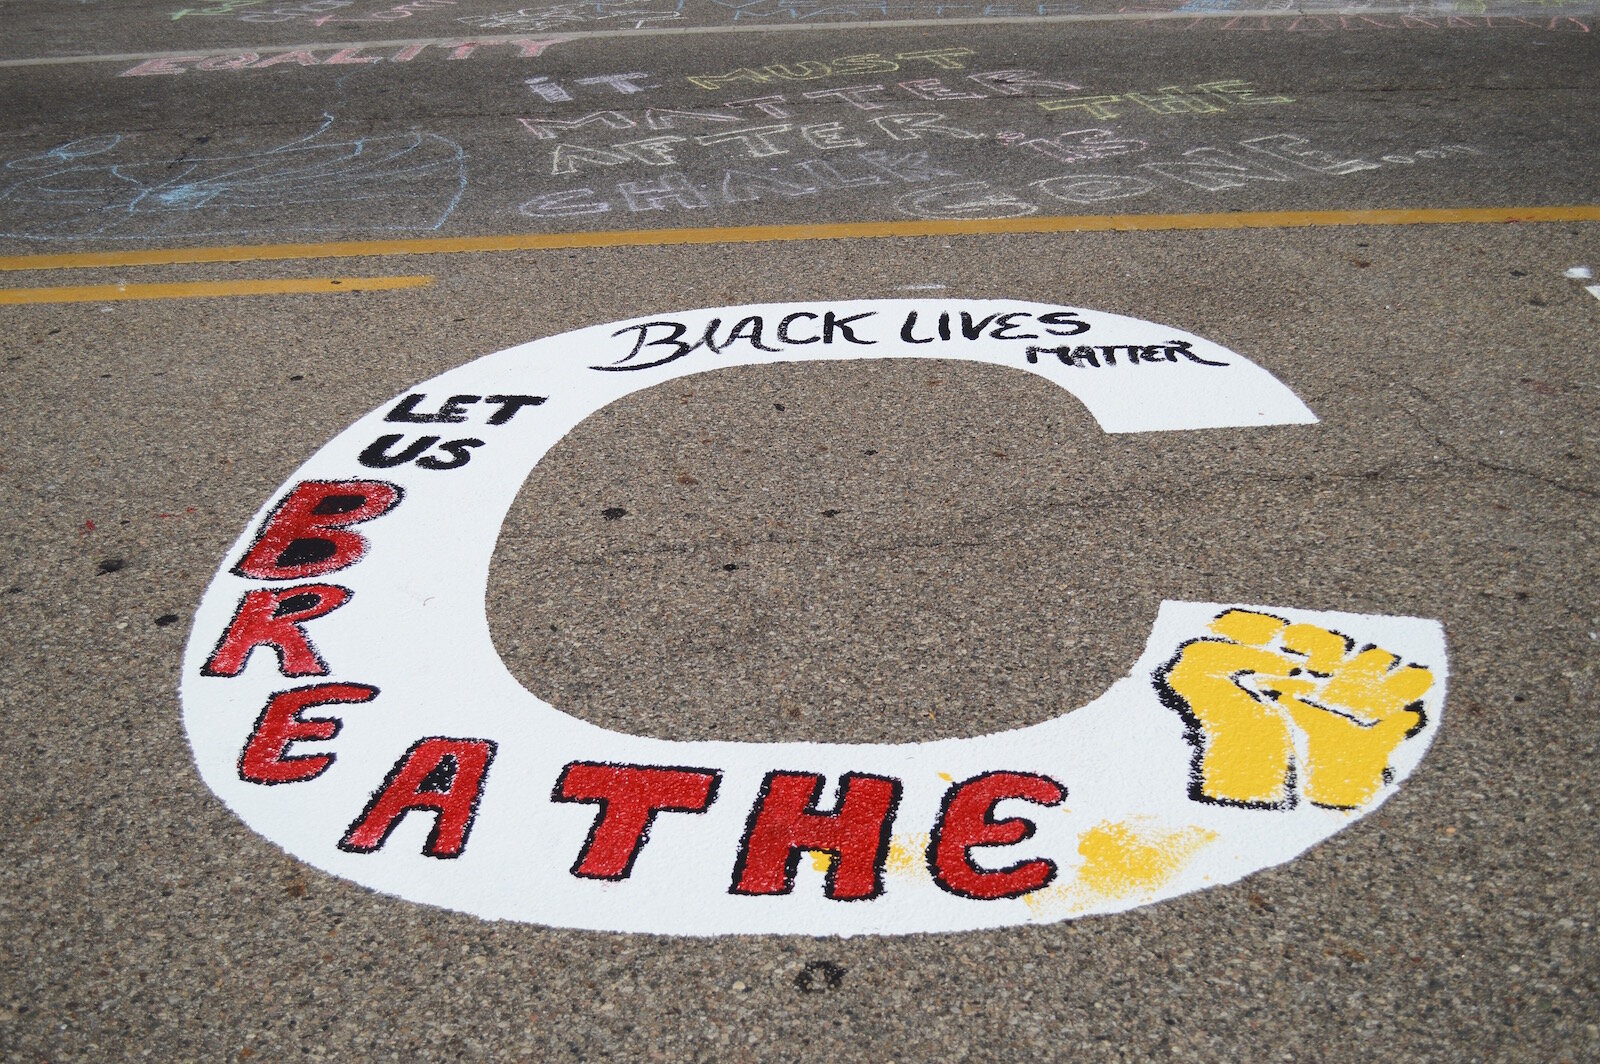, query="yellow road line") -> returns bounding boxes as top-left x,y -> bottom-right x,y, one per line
0,275 -> 434,304
2,207 -> 1597,273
